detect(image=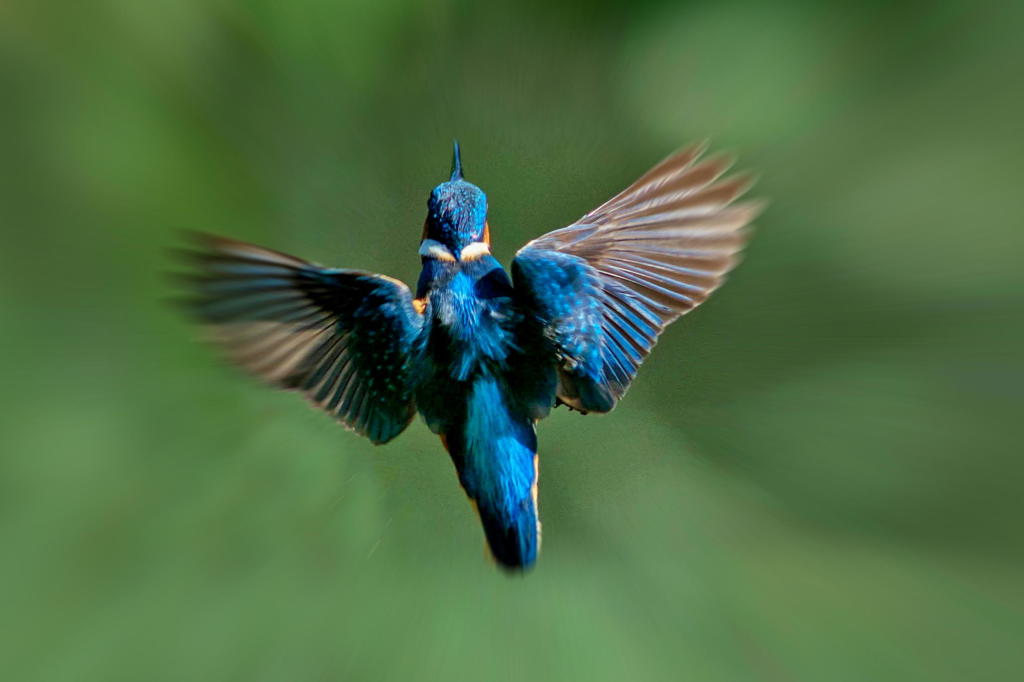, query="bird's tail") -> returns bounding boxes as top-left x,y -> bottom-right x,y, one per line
444,376 -> 540,570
